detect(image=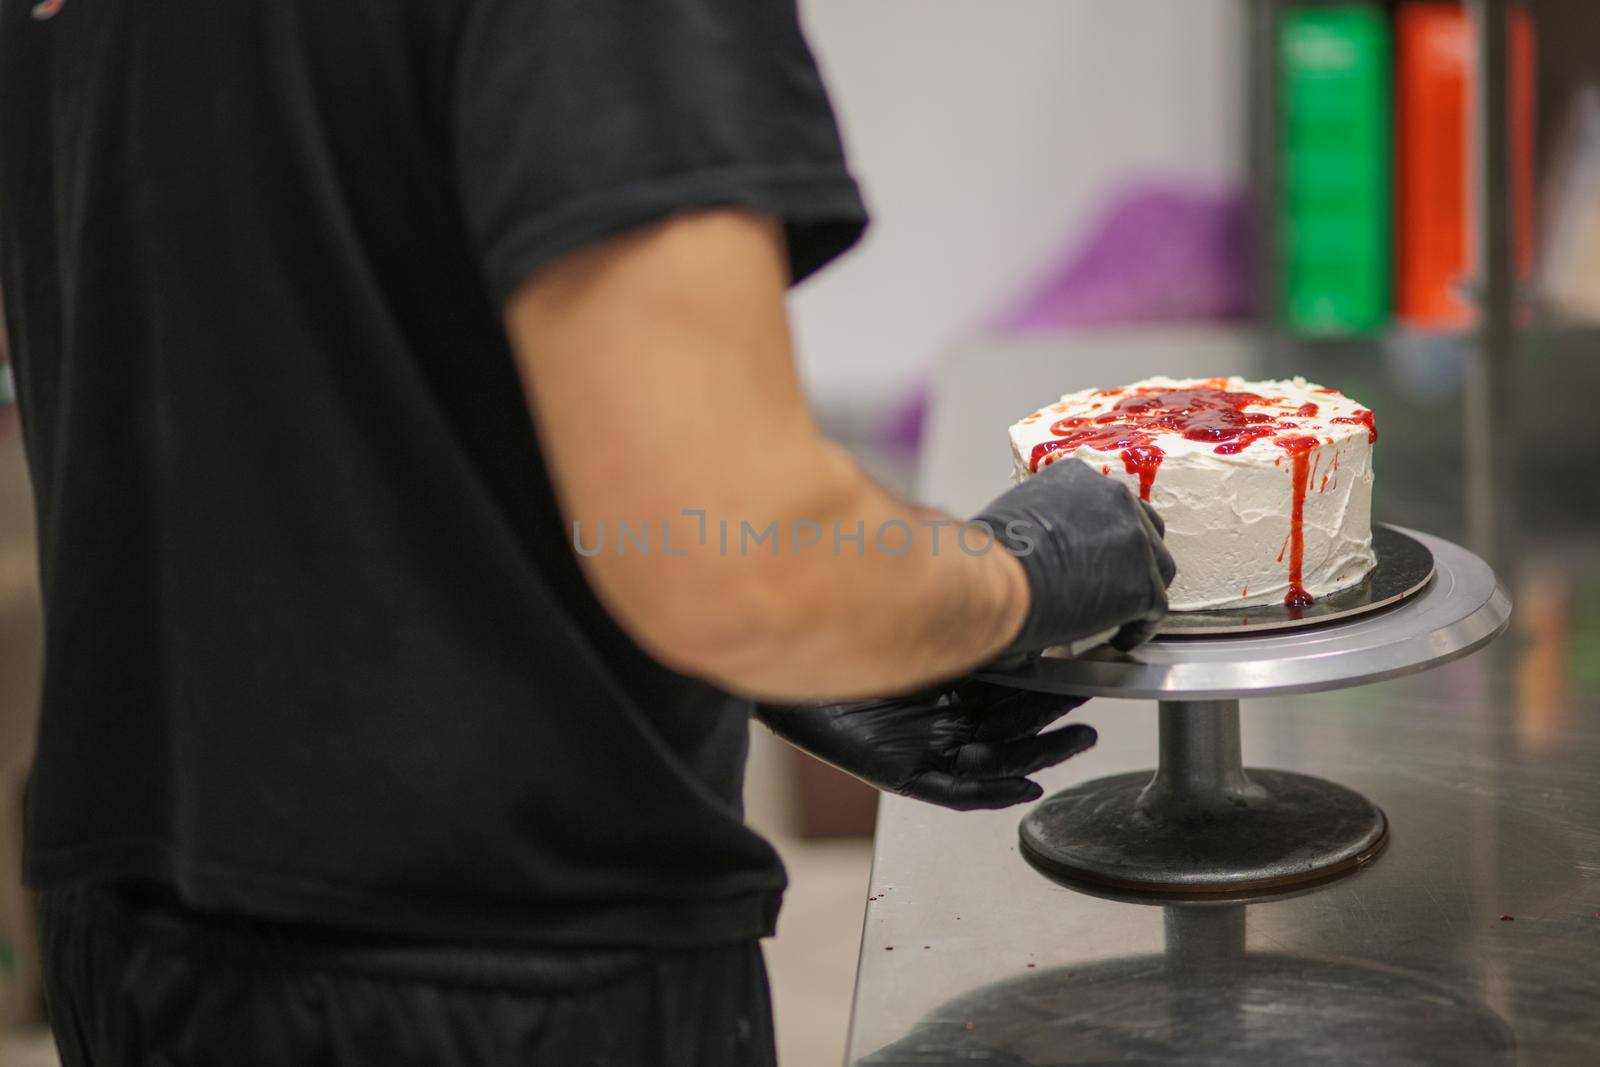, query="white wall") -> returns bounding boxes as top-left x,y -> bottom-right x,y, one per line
791,0 -> 1248,414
